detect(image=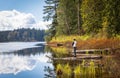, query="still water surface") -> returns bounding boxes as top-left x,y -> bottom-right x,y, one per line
0,42 -> 54,78
0,42 -> 120,78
